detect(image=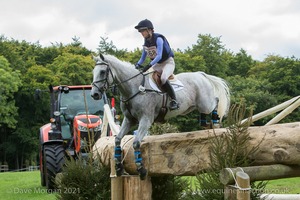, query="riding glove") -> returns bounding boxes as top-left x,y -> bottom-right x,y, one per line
135,63 -> 142,69
142,64 -> 152,72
